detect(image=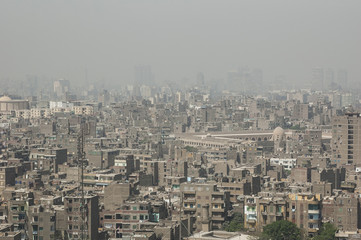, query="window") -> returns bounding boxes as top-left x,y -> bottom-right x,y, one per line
133,206 -> 137,211
133,216 -> 137,220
